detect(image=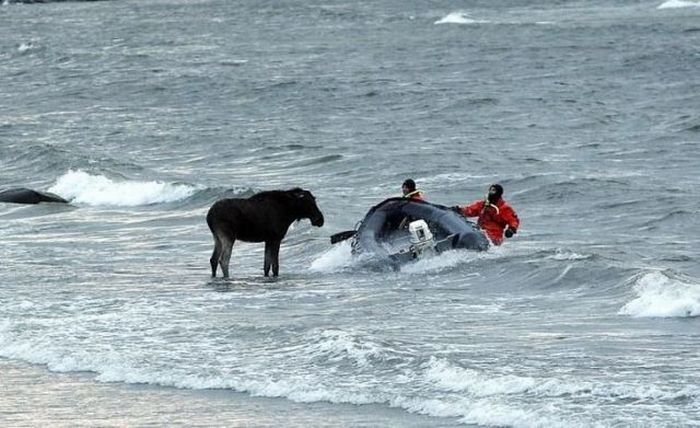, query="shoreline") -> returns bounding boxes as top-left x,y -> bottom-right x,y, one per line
0,358 -> 458,427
